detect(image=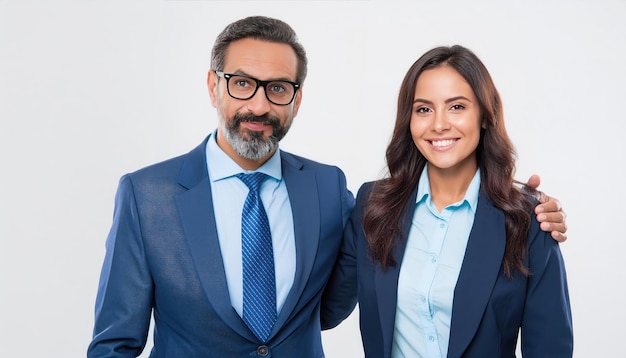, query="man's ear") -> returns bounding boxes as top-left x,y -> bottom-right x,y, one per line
207,70 -> 218,108
291,85 -> 303,117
